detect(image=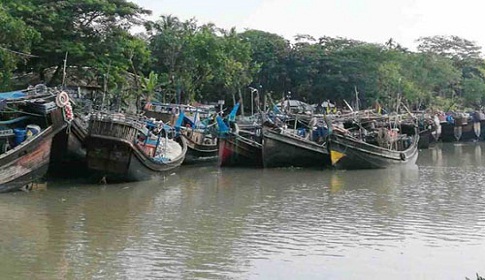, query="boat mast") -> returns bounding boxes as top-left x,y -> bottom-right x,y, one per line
354,86 -> 362,139
354,86 -> 359,112
62,51 -> 68,89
